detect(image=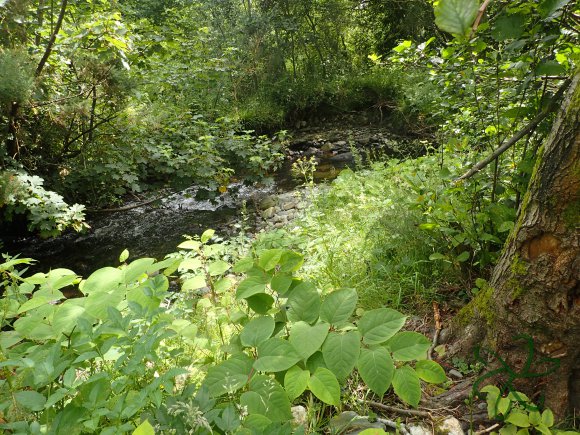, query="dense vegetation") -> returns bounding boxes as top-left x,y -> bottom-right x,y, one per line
1,0 -> 579,433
